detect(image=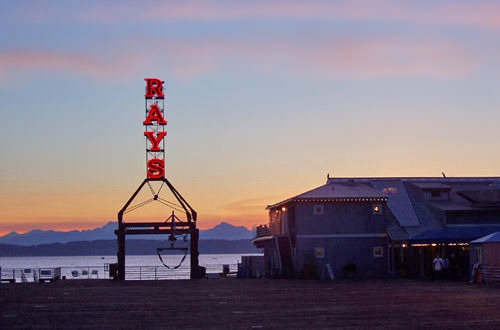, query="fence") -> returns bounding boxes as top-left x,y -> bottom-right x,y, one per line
1,263 -> 238,283
1,267 -> 62,283
479,265 -> 500,284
